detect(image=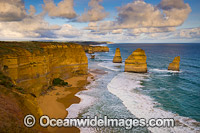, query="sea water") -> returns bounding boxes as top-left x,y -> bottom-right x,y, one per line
66,43 -> 200,133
